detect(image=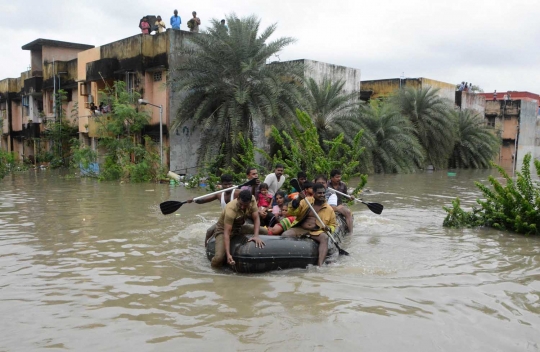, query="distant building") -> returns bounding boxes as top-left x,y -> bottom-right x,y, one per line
484,98 -> 539,172
360,77 -> 486,115
1,32 -> 362,173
